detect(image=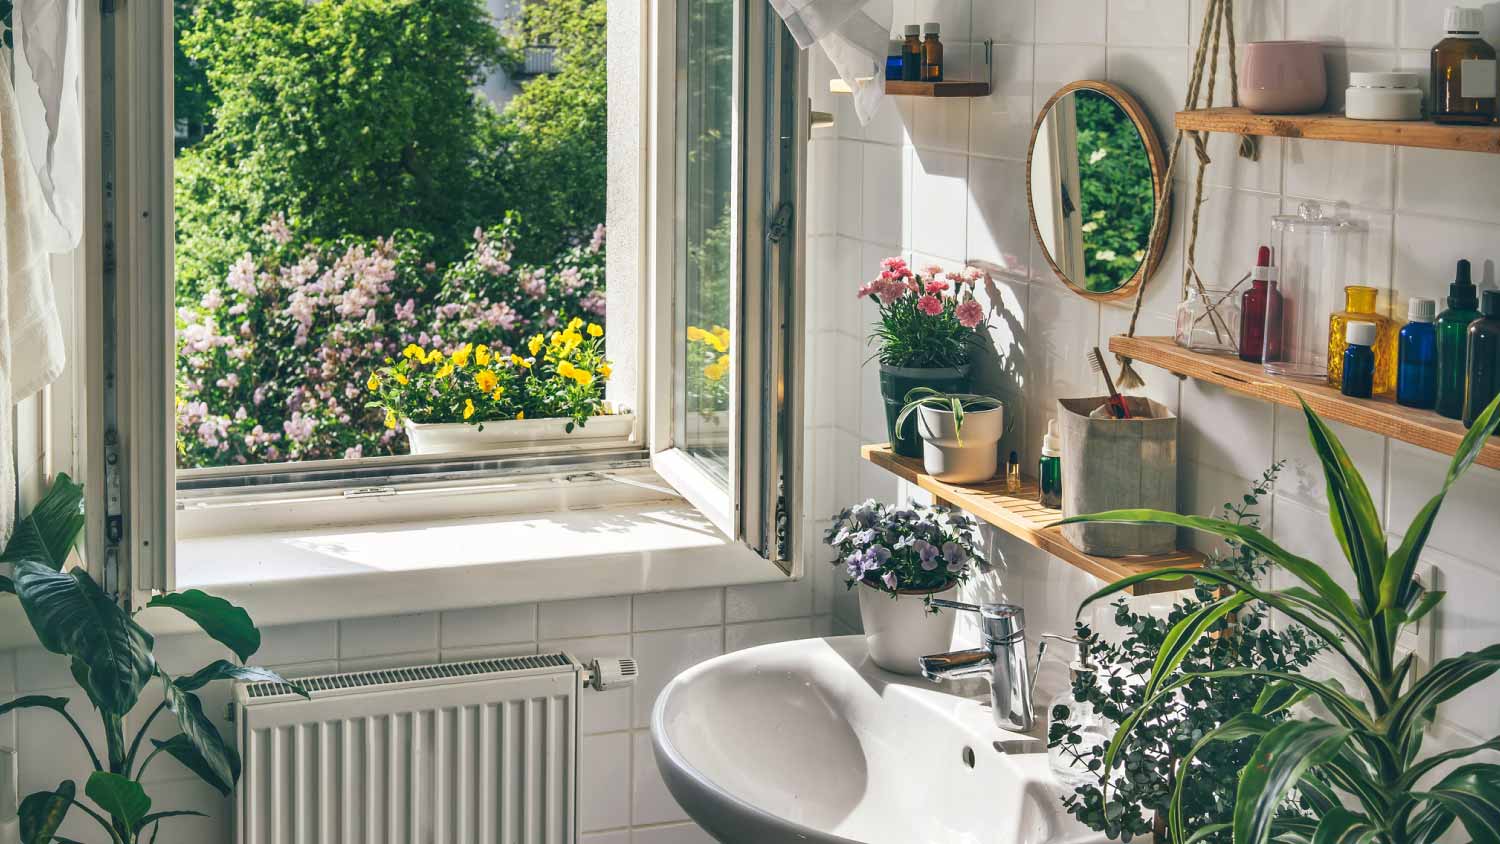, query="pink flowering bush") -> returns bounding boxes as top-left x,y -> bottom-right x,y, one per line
859,257 -> 991,369
176,215 -> 606,467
